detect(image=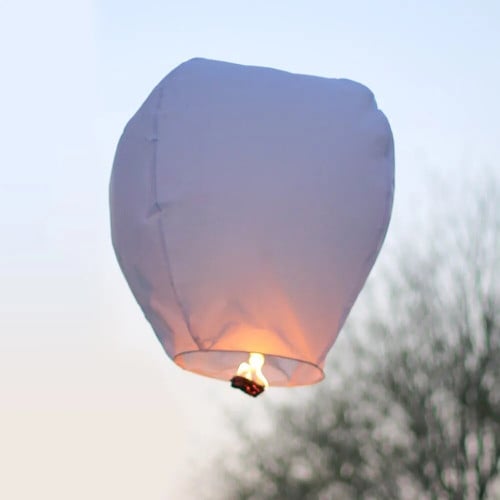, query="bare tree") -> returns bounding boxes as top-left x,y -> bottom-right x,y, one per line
210,175 -> 500,500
